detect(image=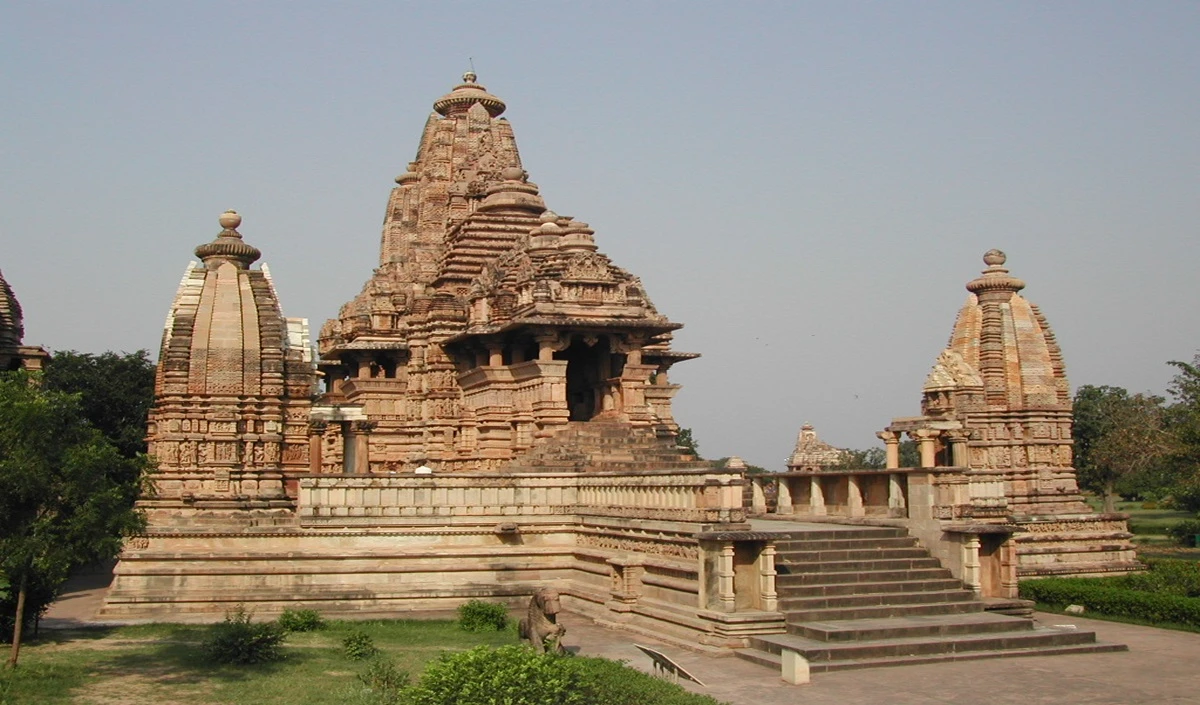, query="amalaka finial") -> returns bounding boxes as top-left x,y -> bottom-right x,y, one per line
966,248 -> 1024,298
463,70 -> 477,84
983,249 -> 1006,267
219,209 -> 242,231
195,209 -> 261,268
